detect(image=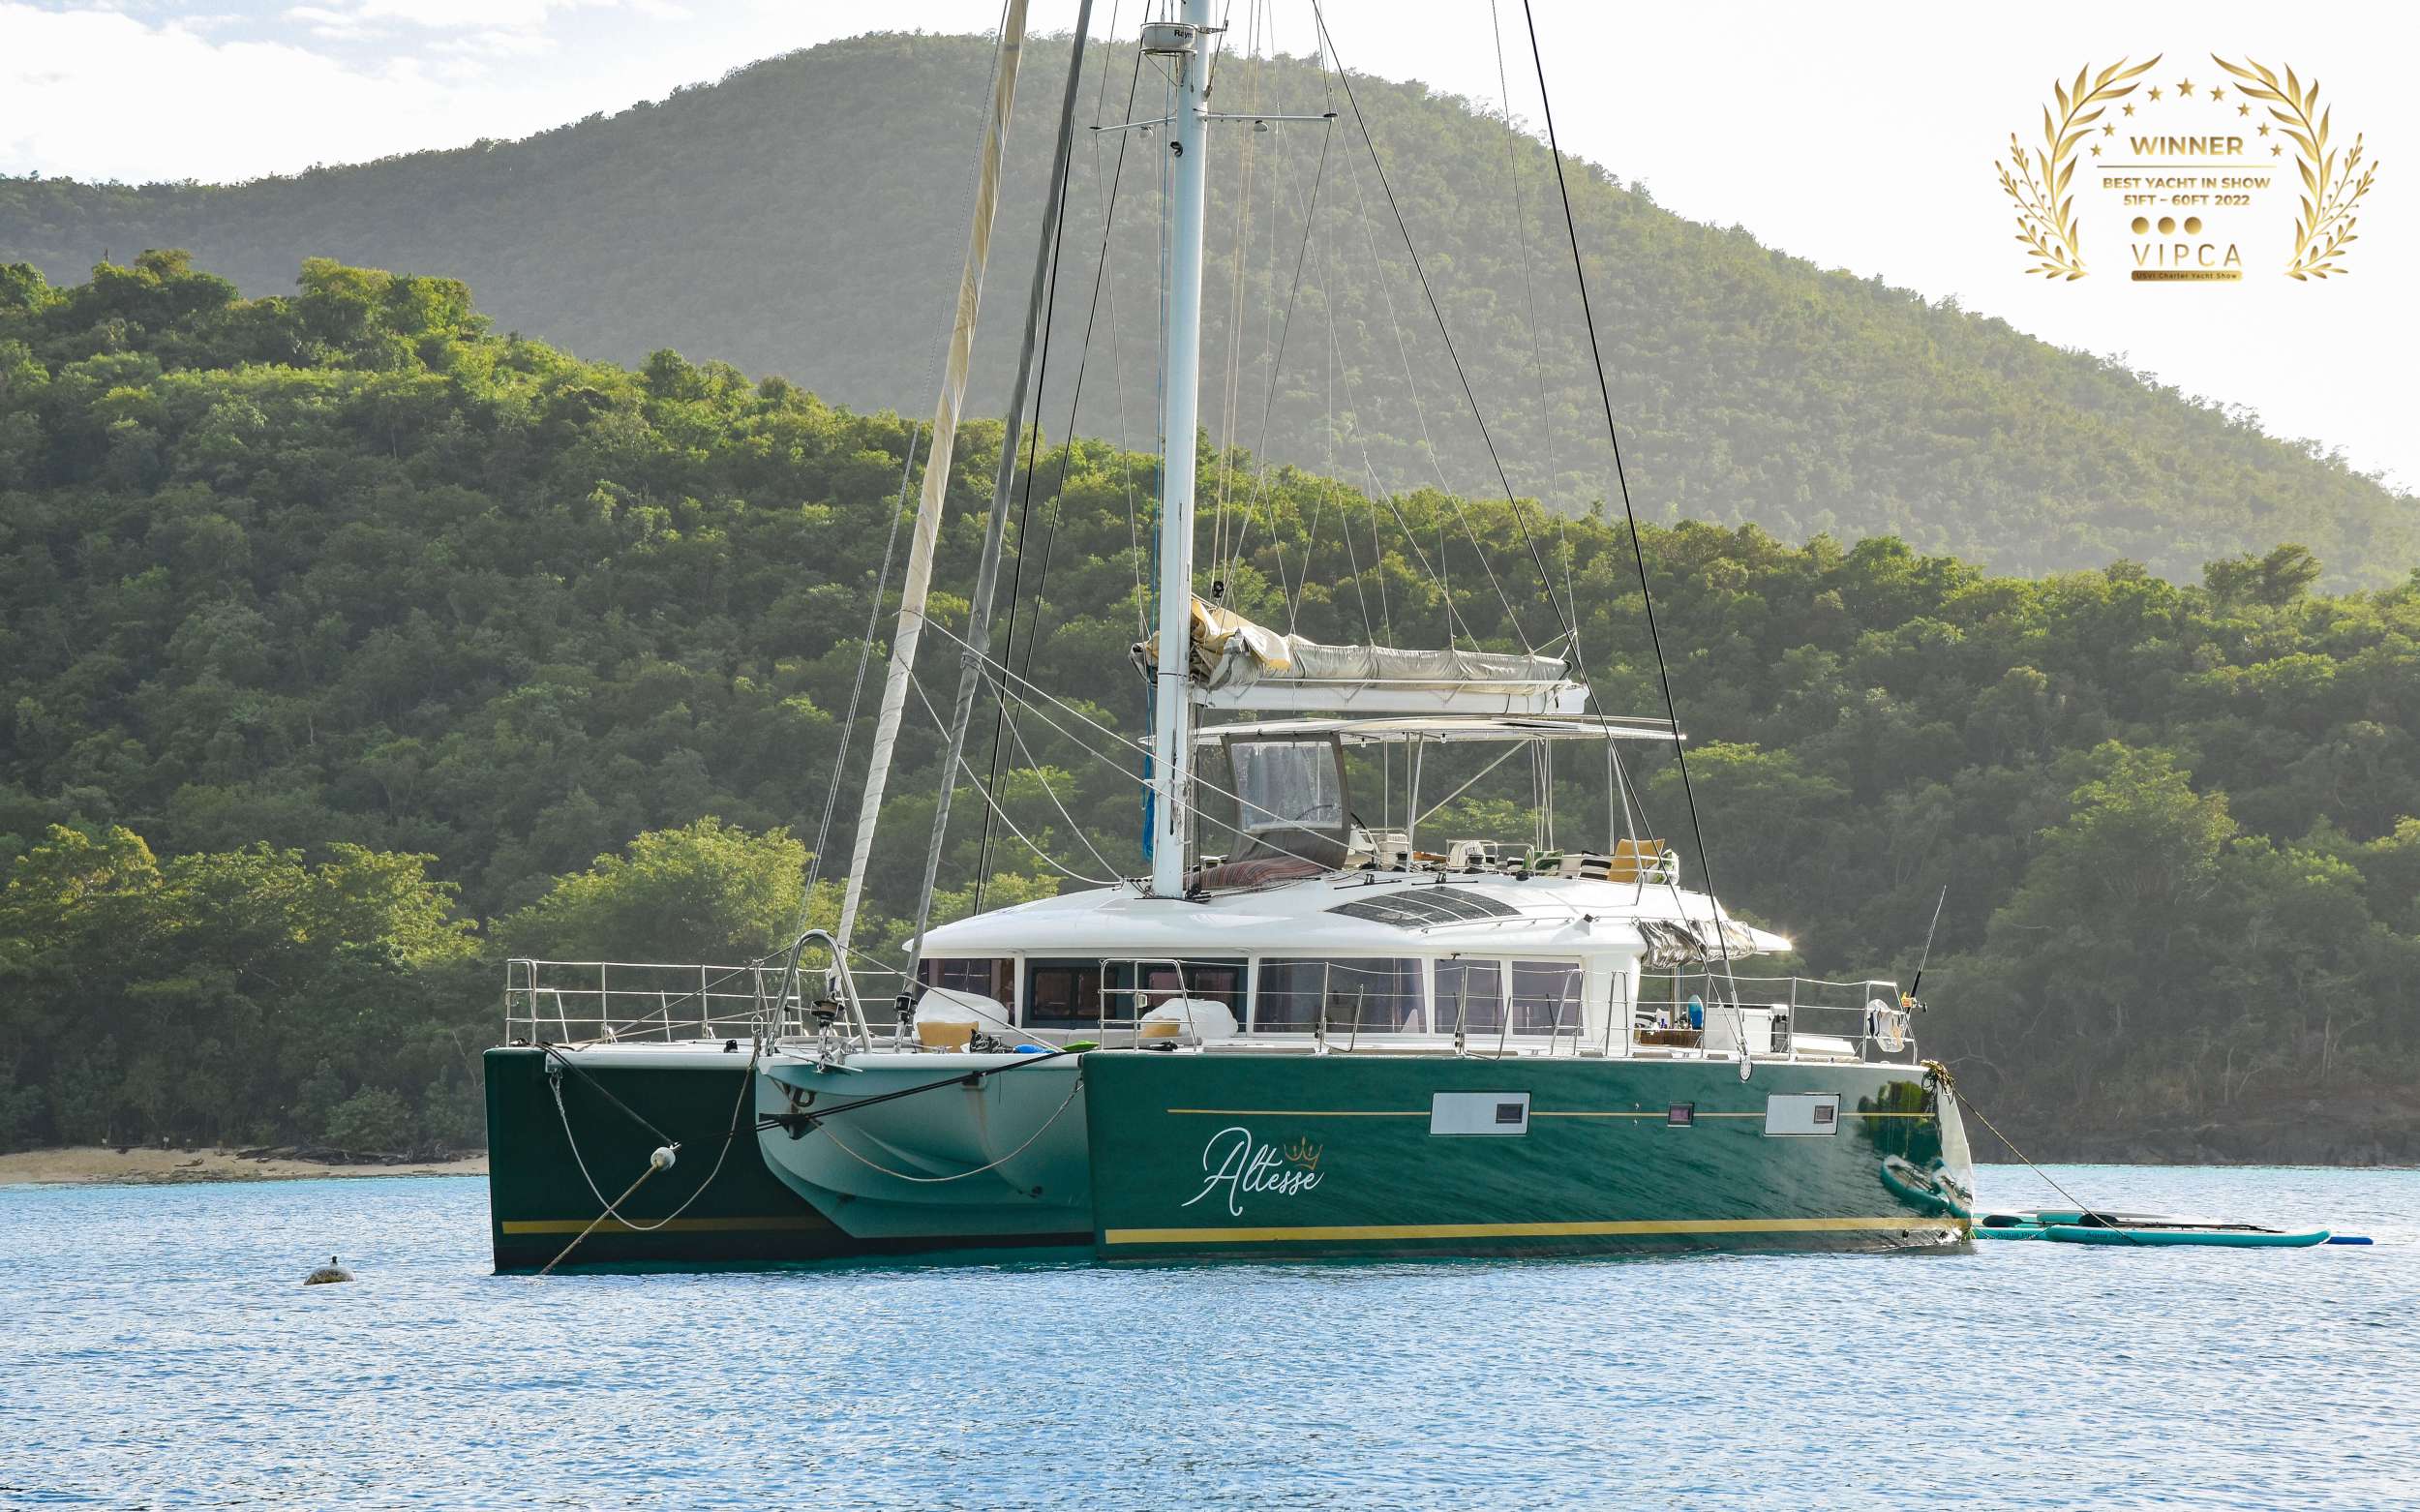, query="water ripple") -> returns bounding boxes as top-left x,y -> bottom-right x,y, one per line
0,1164 -> 2412,1508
